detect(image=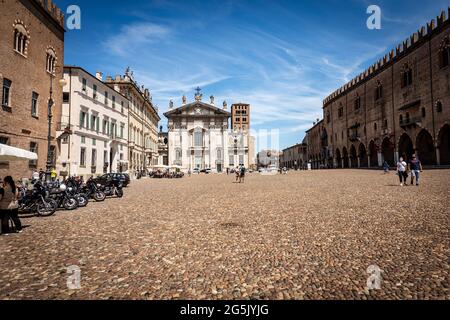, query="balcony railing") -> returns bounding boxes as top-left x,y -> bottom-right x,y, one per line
349,134 -> 361,142
400,116 -> 422,128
